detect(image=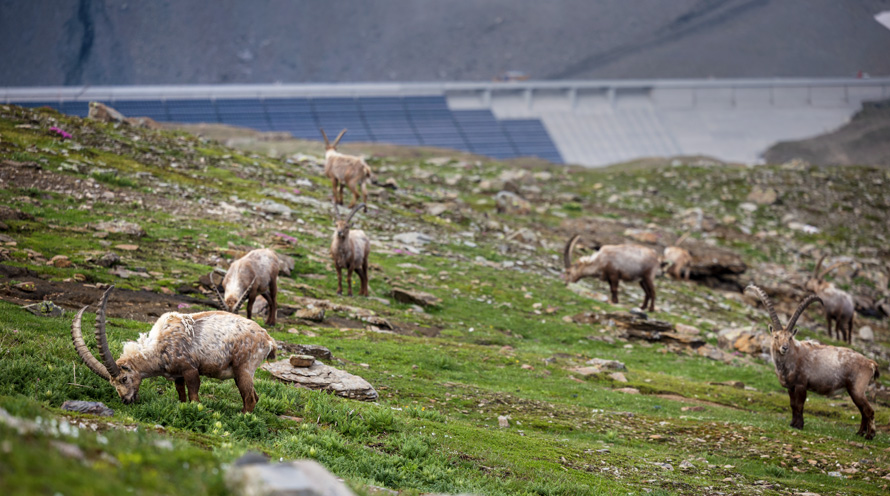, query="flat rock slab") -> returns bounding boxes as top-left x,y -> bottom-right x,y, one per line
276,343 -> 333,361
23,301 -> 64,317
573,311 -> 673,333
263,359 -> 378,401
227,455 -> 355,496
61,400 -> 114,417
92,220 -> 146,237
390,287 -> 441,307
